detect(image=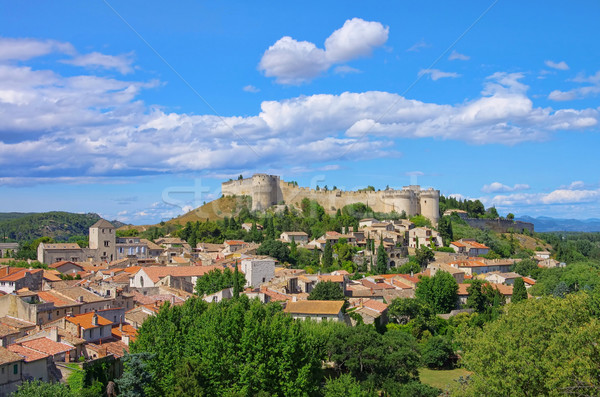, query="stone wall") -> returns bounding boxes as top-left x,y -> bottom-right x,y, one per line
464,218 -> 535,233
222,174 -> 440,225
